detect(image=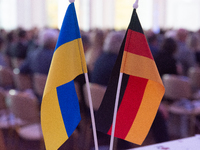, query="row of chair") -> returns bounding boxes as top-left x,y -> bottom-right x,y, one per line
0,65 -> 47,98
0,65 -> 46,149
163,66 -> 200,101
0,64 -> 106,149
0,88 -> 44,149
0,66 -> 107,149
81,68 -> 200,142
1,64 -> 199,148
162,67 -> 200,138
163,74 -> 191,101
